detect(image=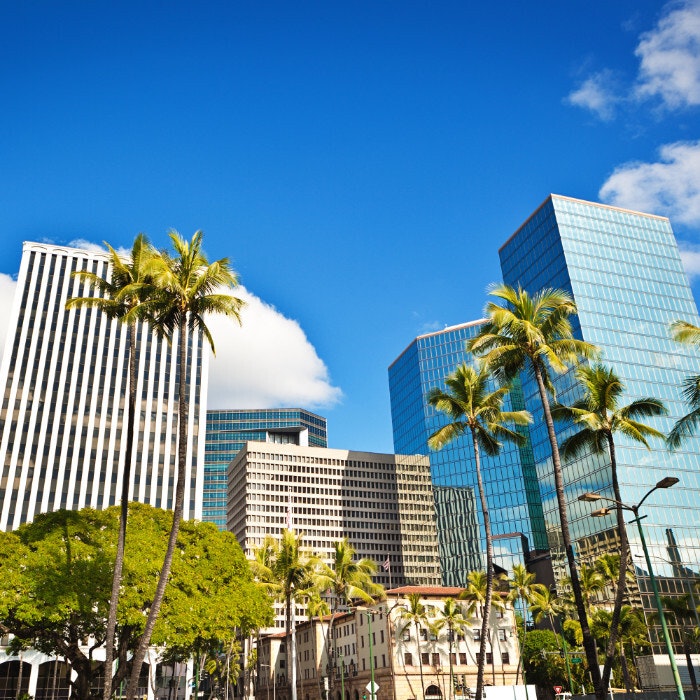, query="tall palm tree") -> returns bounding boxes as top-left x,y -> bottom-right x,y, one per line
459,570 -> 506,687
126,231 -> 244,700
552,362 -> 666,692
668,320 -> 700,448
507,565 -> 547,686
563,563 -> 605,619
316,539 -> 383,690
428,362 -> 531,700
400,593 -> 428,700
251,529 -> 320,700
467,284 -> 602,694
594,553 -> 635,606
66,234 -> 156,700
528,587 -> 564,632
436,599 -> 469,700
